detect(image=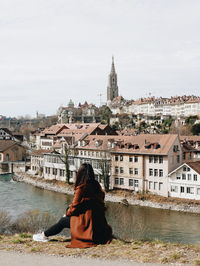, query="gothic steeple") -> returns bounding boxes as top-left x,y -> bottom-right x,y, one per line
110,56 -> 115,74
107,56 -> 119,103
